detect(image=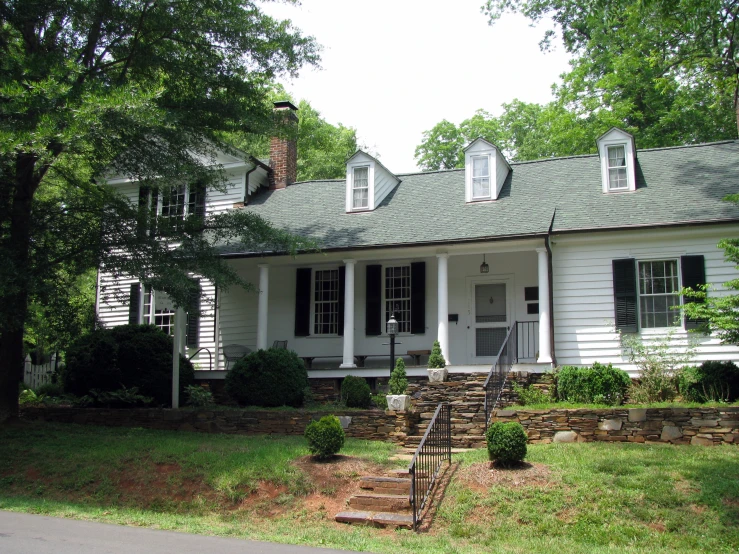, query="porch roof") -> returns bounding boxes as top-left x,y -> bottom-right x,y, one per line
221,140 -> 739,256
